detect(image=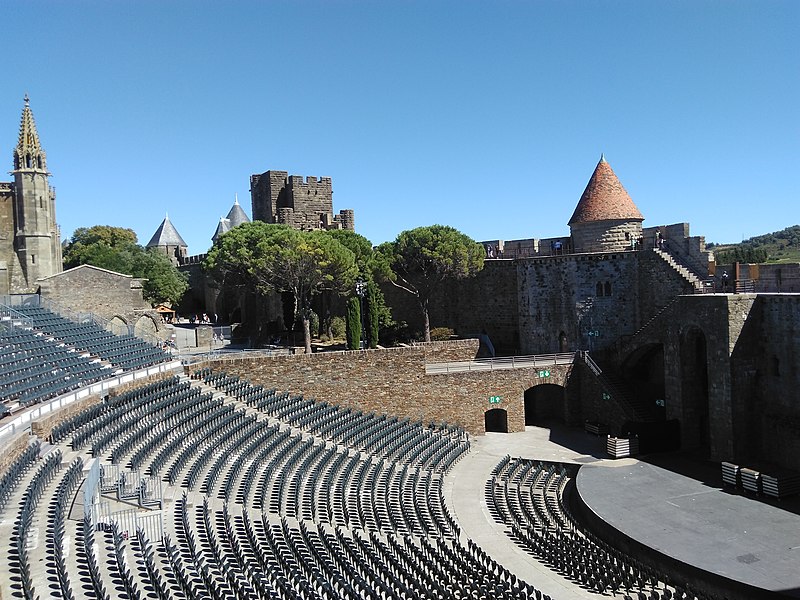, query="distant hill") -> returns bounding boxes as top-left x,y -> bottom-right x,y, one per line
708,225 -> 800,264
